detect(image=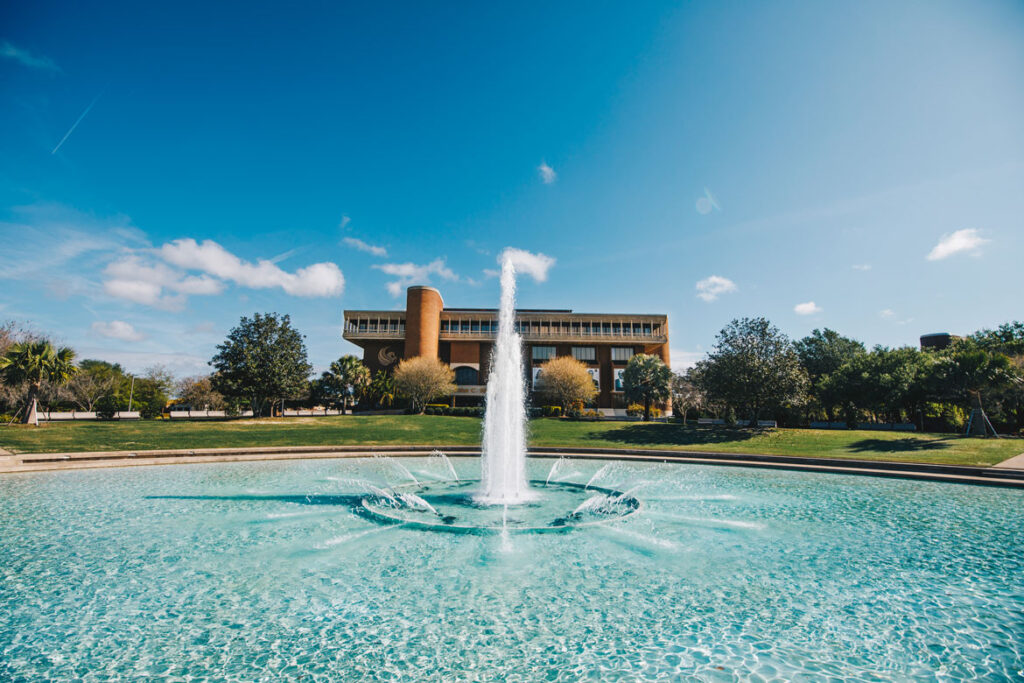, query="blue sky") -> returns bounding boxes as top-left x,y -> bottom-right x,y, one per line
2,1 -> 1022,376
